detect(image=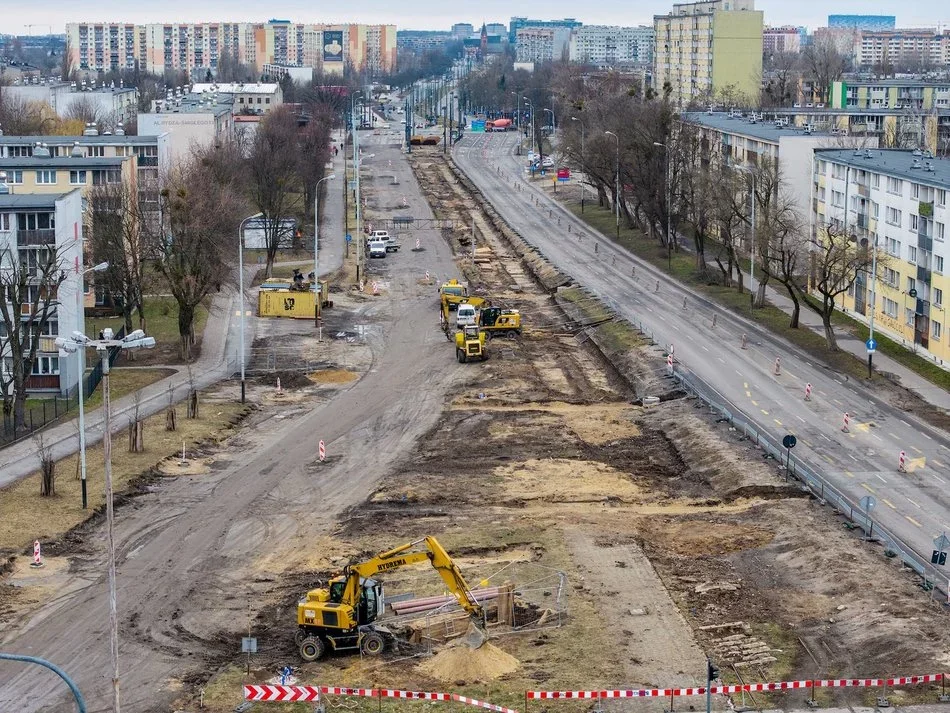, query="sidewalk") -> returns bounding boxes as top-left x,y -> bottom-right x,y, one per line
0,138 -> 348,486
